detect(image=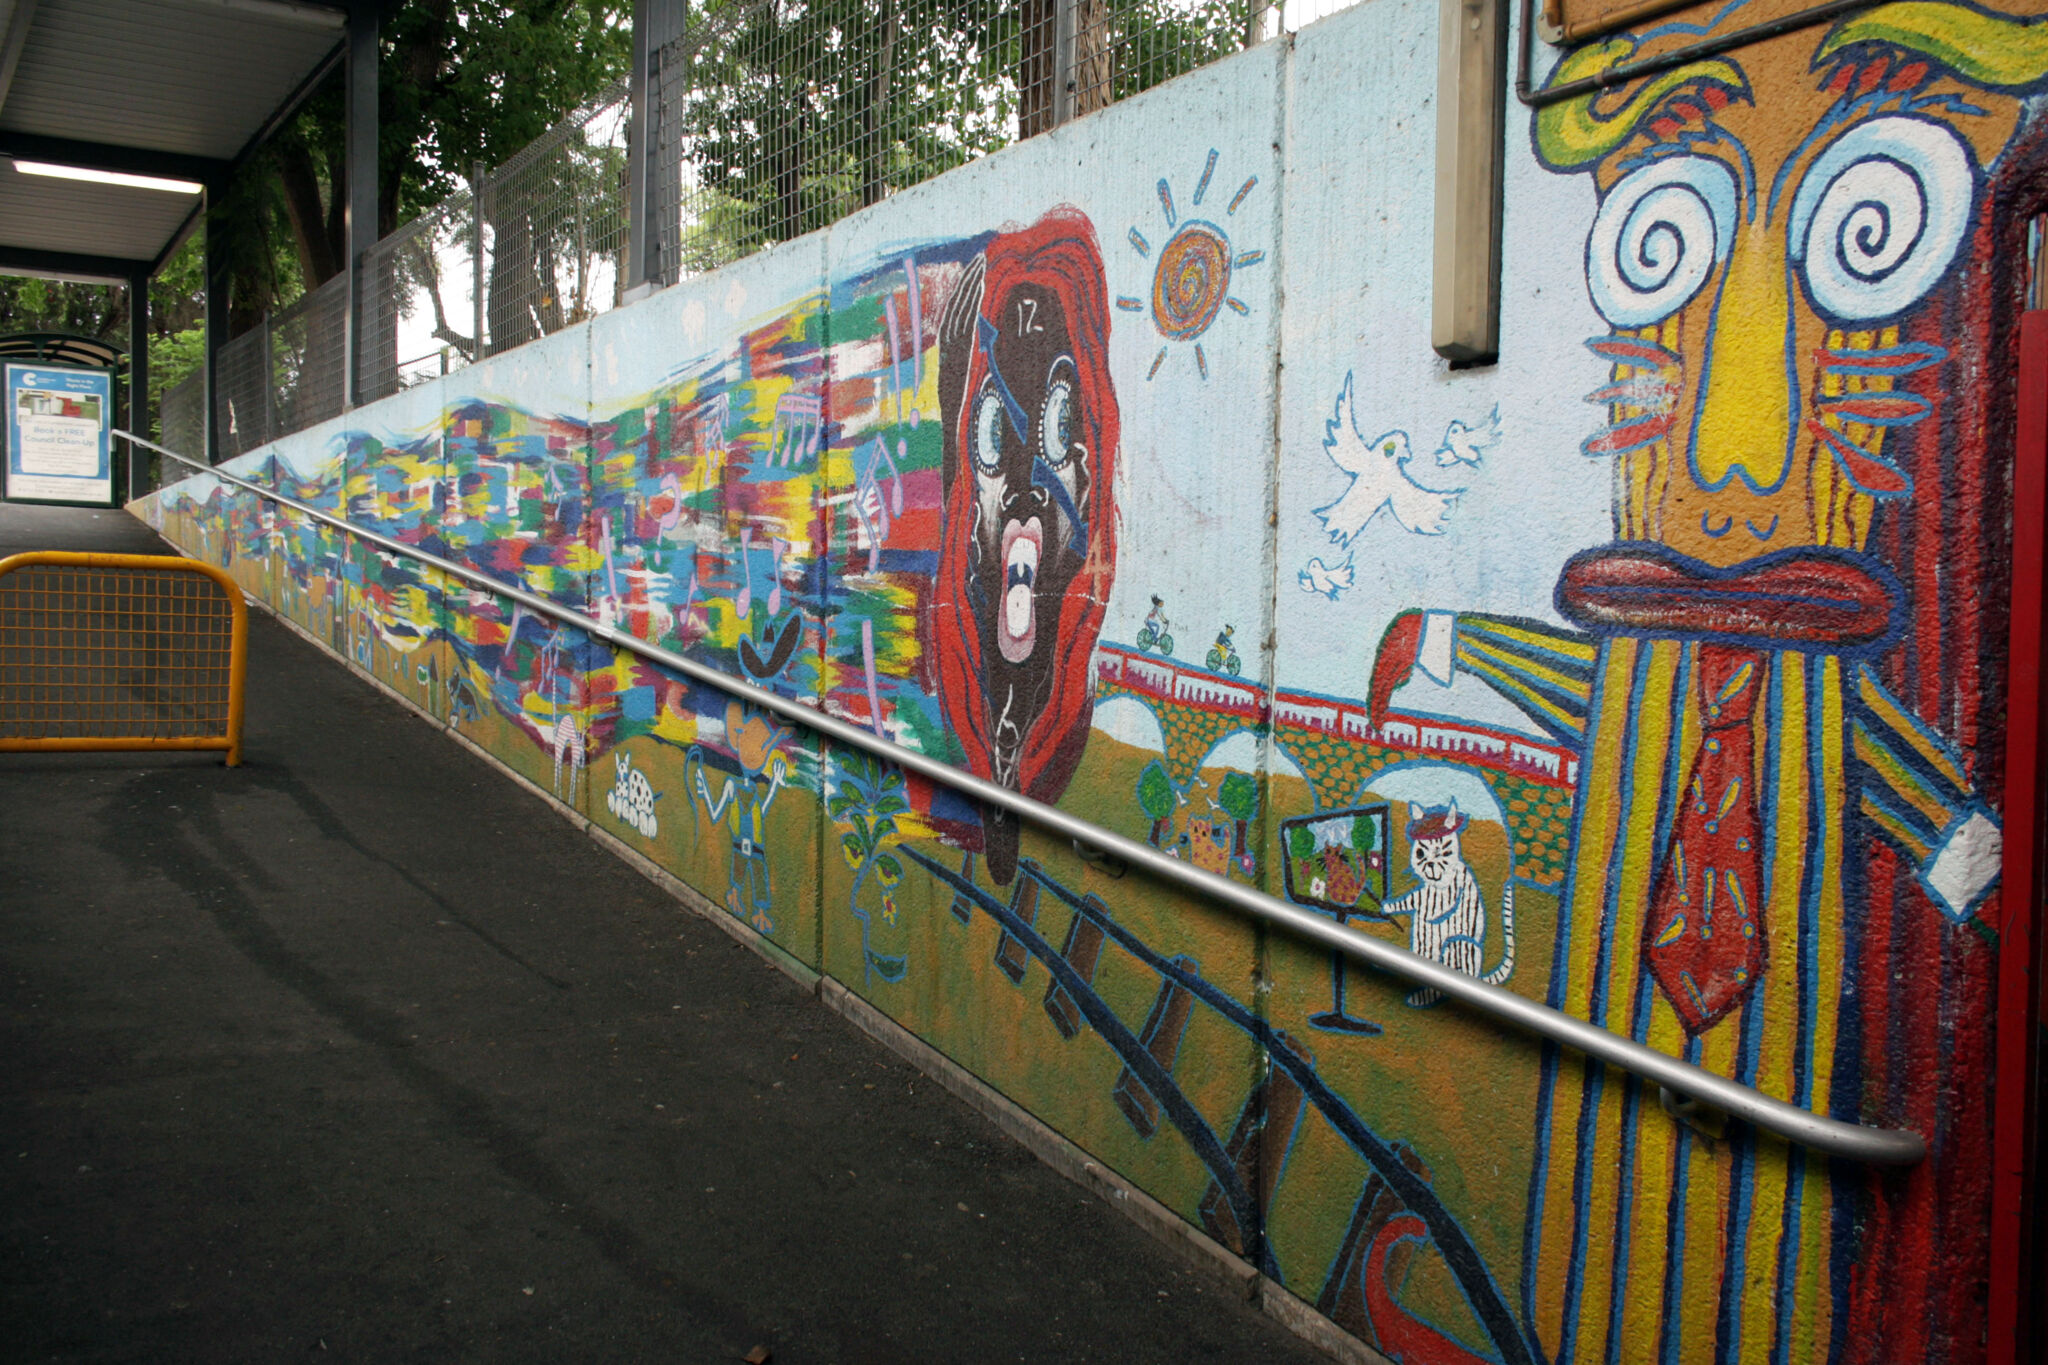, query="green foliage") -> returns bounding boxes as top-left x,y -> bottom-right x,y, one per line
1136,760 -> 1176,822
1287,823 -> 1316,863
150,328 -> 207,422
1091,0 -> 1249,104
385,0 -> 633,215
0,231 -> 210,440
669,0 -> 1253,261
830,748 -> 909,864
0,277 -> 126,340
9,0 -> 1255,414
1217,770 -> 1259,823
150,236 -> 206,336
669,0 -> 1007,256
199,0 -> 631,337
1350,812 -> 1377,854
